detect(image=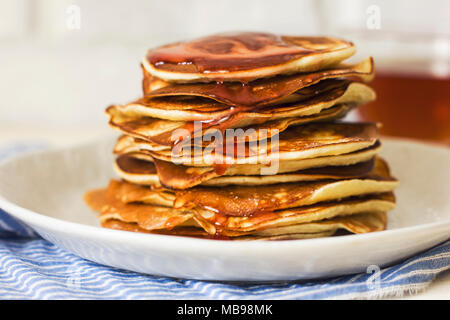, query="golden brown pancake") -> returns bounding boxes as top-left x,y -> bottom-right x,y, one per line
191,194 -> 392,236
119,78 -> 374,121
141,64 -> 170,92
87,182 -> 392,238
84,181 -> 196,230
115,153 -> 380,189
141,58 -> 374,112
236,211 -> 387,240
101,211 -> 386,240
109,176 -> 174,206
172,159 -> 397,216
100,179 -> 170,206
142,32 -> 356,83
102,219 -> 211,237
119,142 -> 382,188
108,80 -> 375,147
113,122 -> 379,167
101,218 -> 339,240
107,104 -> 354,149
233,231 -> 338,241
107,156 -> 396,217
